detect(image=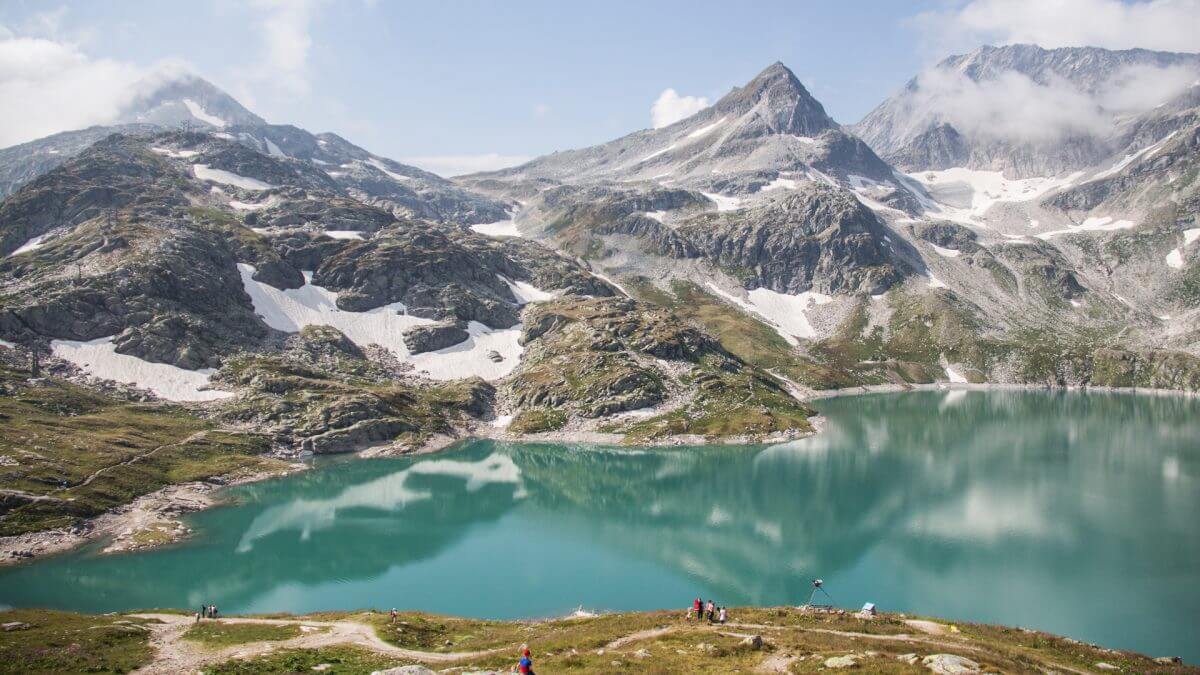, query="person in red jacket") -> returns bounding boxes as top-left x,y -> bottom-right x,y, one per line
693,597 -> 702,621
